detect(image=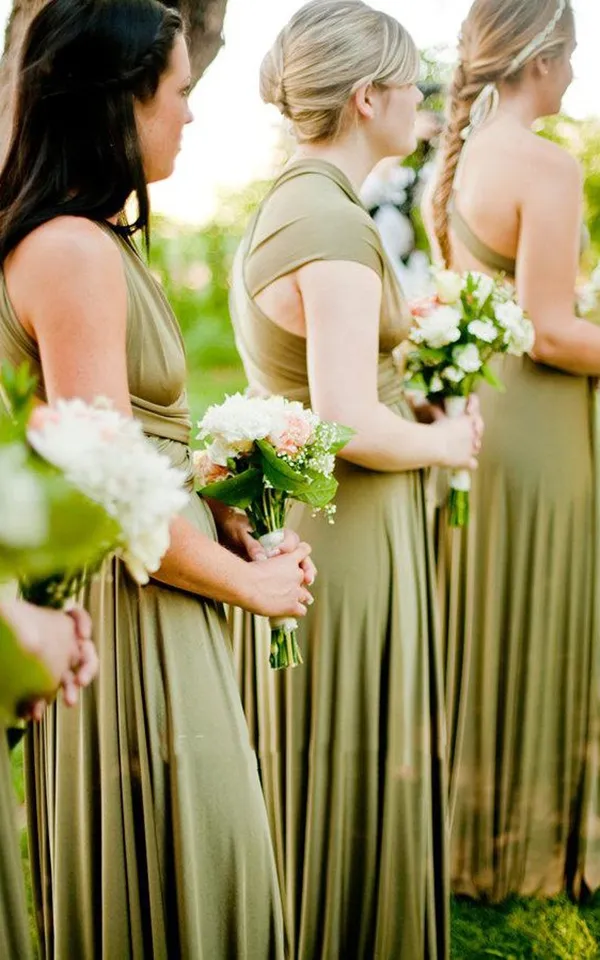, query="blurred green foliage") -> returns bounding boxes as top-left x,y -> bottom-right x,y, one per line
148,183 -> 273,418
540,115 -> 600,265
